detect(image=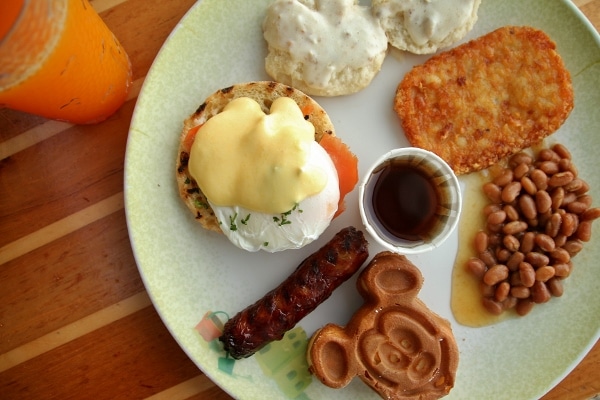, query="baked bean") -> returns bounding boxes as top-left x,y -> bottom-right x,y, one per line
483,182 -> 503,203
507,251 -> 525,271
474,143 -> 596,317
535,266 -> 555,282
483,264 -> 509,286
530,169 -> 548,191
488,233 -> 502,247
511,286 -> 531,299
479,249 -> 497,267
480,282 -> 495,298
483,203 -> 502,216
487,222 -> 504,233
559,158 -> 578,176
510,270 -> 522,286
519,262 -> 536,287
525,252 -> 549,268
482,297 -> 503,315
563,240 -> 583,256
567,201 -> 588,215
503,235 -> 520,252
545,213 -> 562,237
538,148 -> 560,162
582,207 -> 600,221
534,233 -> 555,252
560,213 -> 578,237
550,187 -> 564,211
518,194 -> 537,220
564,178 -> 583,192
562,192 -> 578,205
487,210 -> 507,225
547,277 -> 564,297
575,179 -> 590,196
538,209 -> 552,226
503,220 -> 528,235
554,263 -> 572,278
539,161 -> 559,175
520,232 -> 536,254
474,231 -> 489,253
558,158 -> 579,178
516,298 -> 535,316
509,152 -> 533,167
466,257 -> 487,278
550,248 -> 570,264
535,190 -> 552,214
514,162 -> 531,180
503,296 -> 517,310
503,204 -> 520,221
549,171 -> 574,187
493,169 -> 514,187
495,282 -> 510,302
554,234 -> 567,247
552,143 -> 571,159
578,195 -> 593,207
576,220 -> 593,242
501,181 -> 522,203
521,176 -> 537,195
531,281 -> 551,303
496,248 -> 511,263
